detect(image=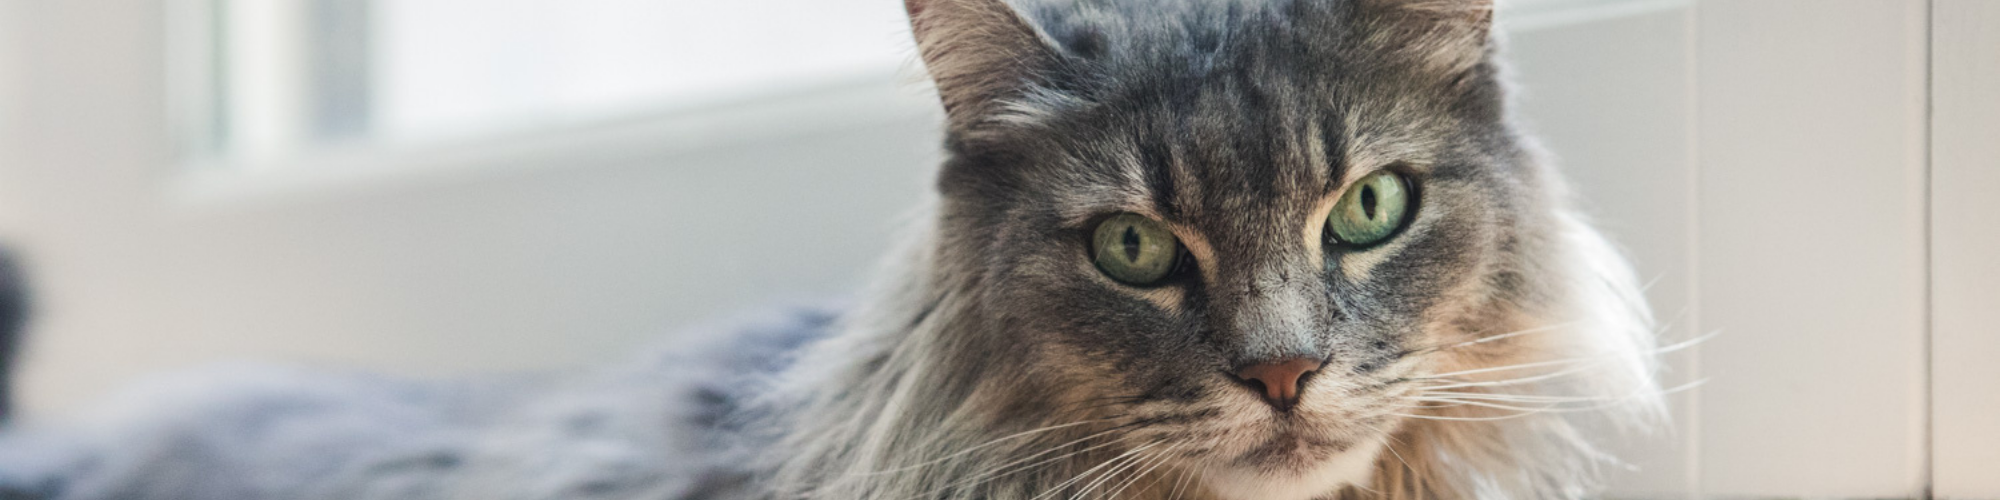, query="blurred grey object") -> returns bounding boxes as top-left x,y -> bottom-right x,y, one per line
0,247 -> 23,420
